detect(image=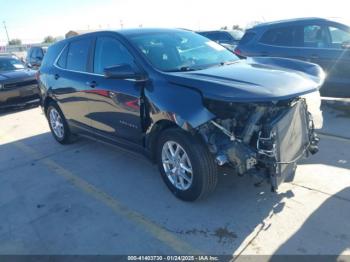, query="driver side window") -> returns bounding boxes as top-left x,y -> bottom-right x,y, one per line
328,26 -> 350,49
94,37 -> 135,75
